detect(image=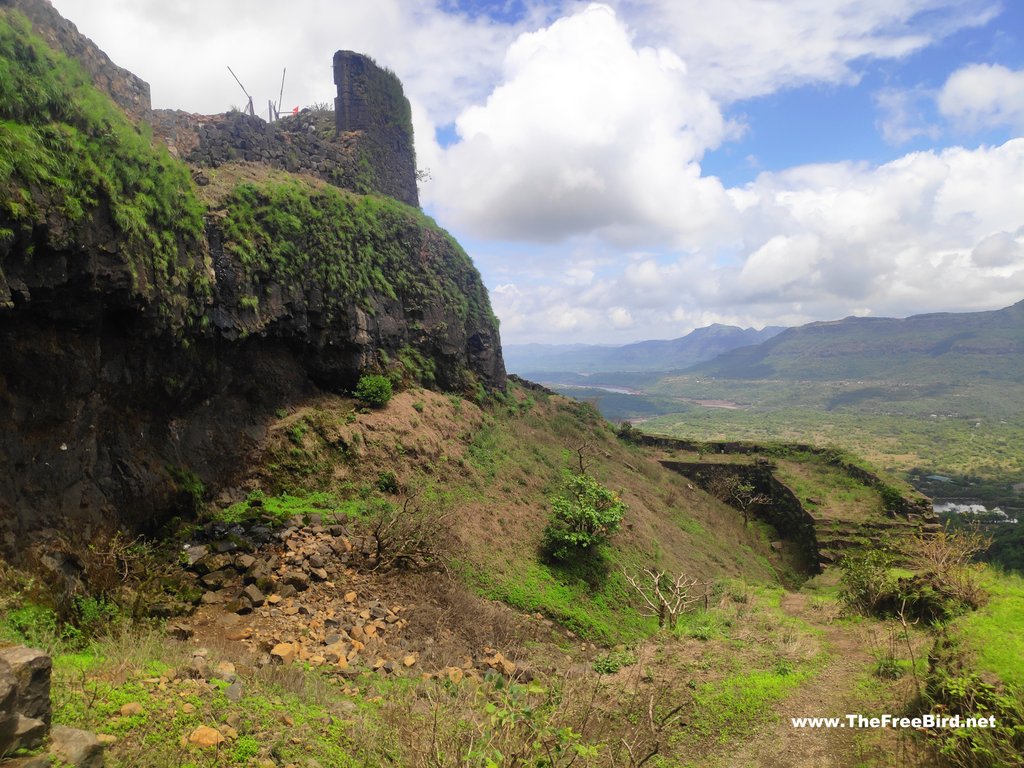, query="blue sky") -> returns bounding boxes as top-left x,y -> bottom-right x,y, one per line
701,2 -> 1024,184
51,0 -> 1024,343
